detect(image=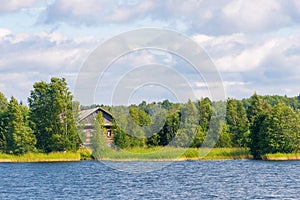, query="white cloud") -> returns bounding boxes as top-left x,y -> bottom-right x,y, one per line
44,0 -> 155,24
0,31 -> 98,101
1,0 -> 300,103
222,0 -> 290,33
41,0 -> 300,35
215,39 -> 277,72
0,28 -> 11,37
191,29 -> 300,99
0,0 -> 38,13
